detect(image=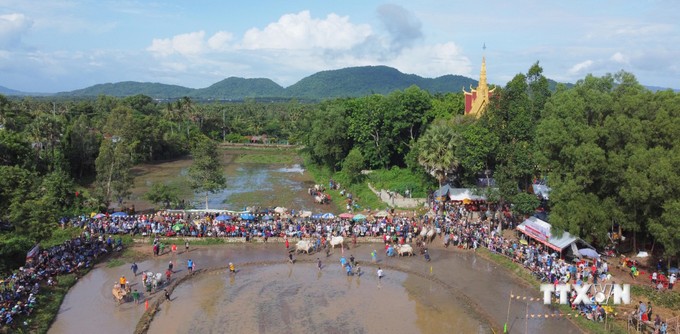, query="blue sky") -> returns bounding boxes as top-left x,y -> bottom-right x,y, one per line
1,0 -> 678,93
